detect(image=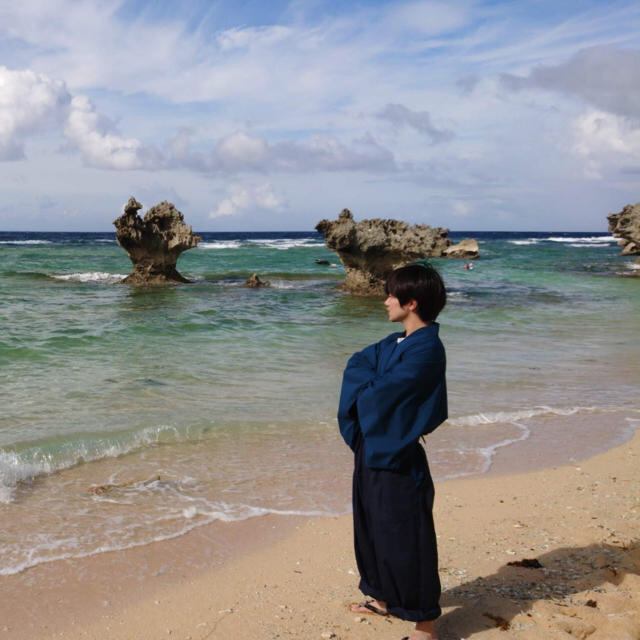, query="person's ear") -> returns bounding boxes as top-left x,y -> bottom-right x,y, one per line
405,299 -> 418,312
